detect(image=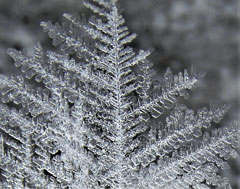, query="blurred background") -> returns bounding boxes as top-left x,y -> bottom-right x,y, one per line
0,0 -> 239,188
